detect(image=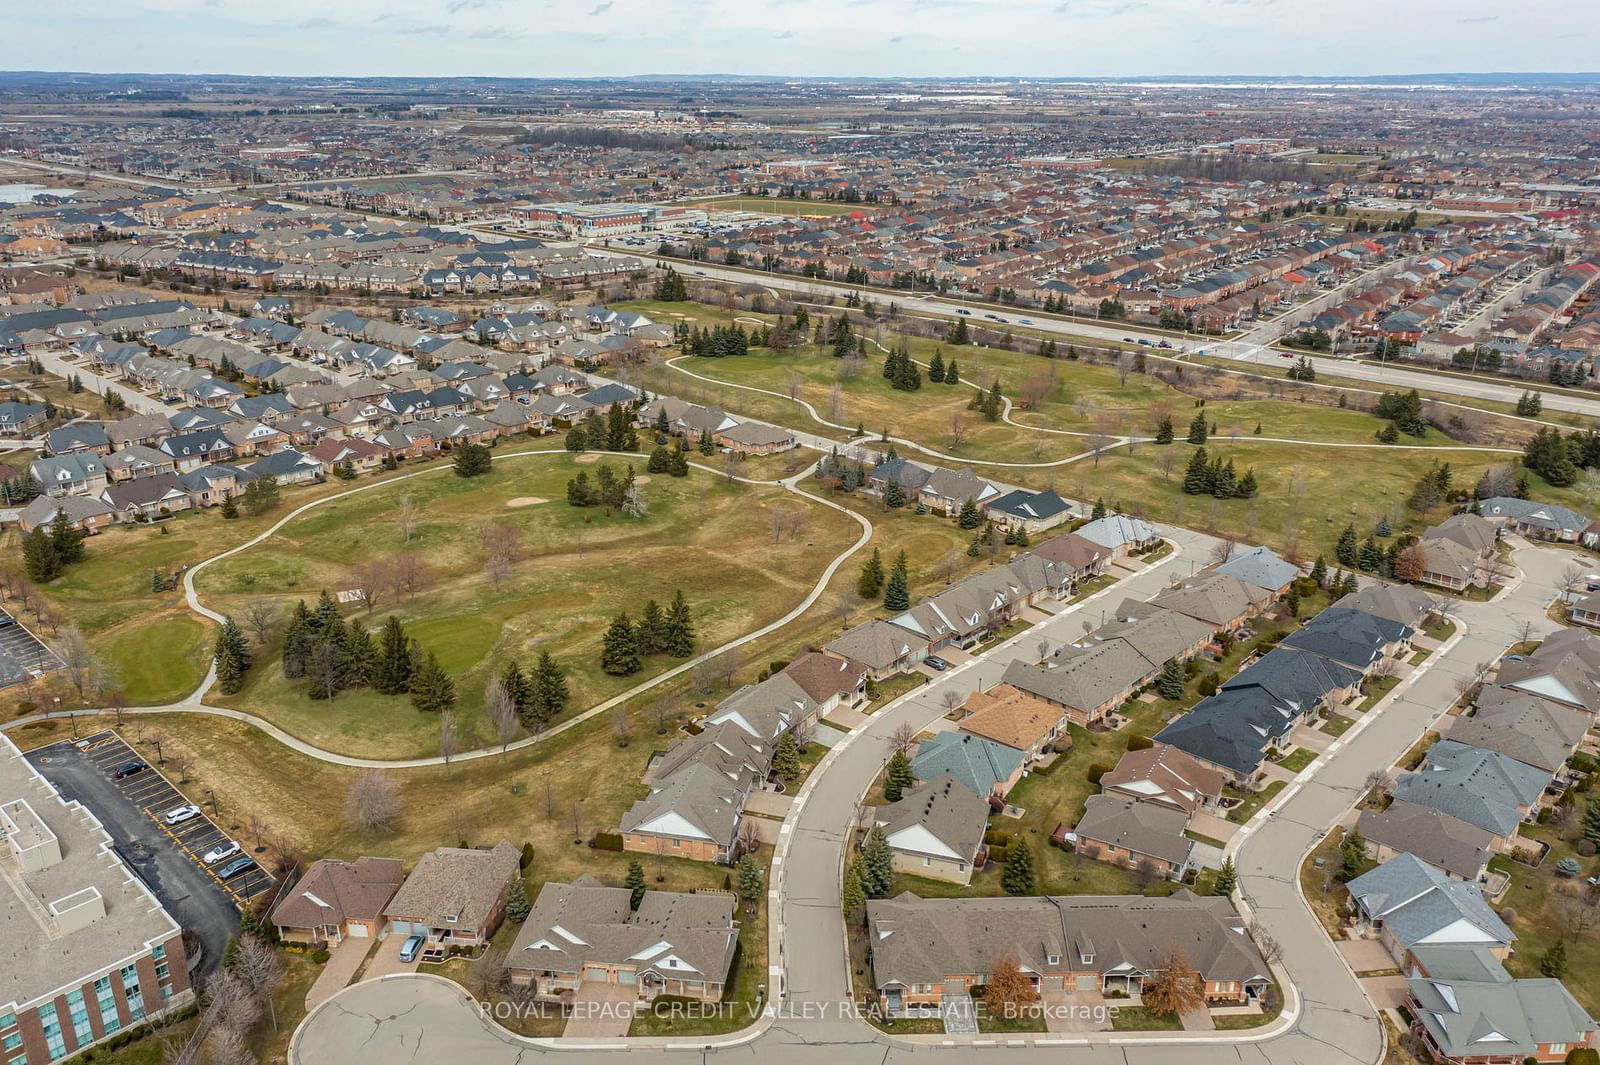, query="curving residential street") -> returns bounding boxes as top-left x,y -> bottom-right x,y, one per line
283,534 -> 1575,1065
